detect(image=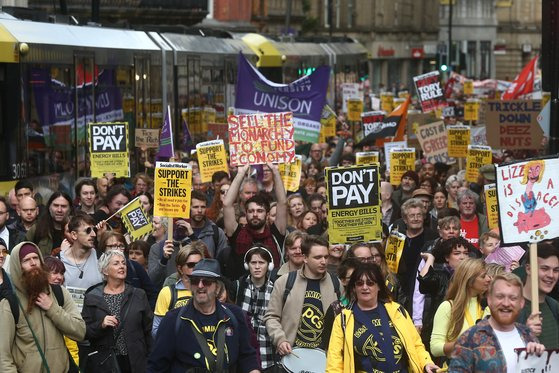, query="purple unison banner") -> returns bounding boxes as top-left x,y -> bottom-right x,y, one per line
234,53 -> 330,143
